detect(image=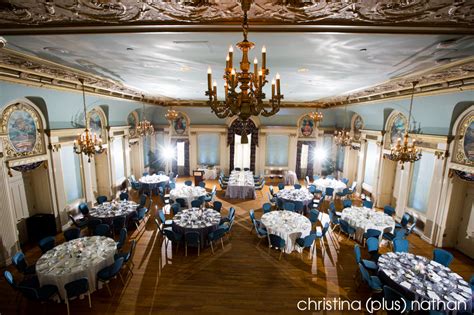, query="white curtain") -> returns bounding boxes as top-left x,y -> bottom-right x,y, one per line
300,144 -> 309,175
112,138 -> 125,183
234,134 -> 251,169
177,141 -> 185,167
